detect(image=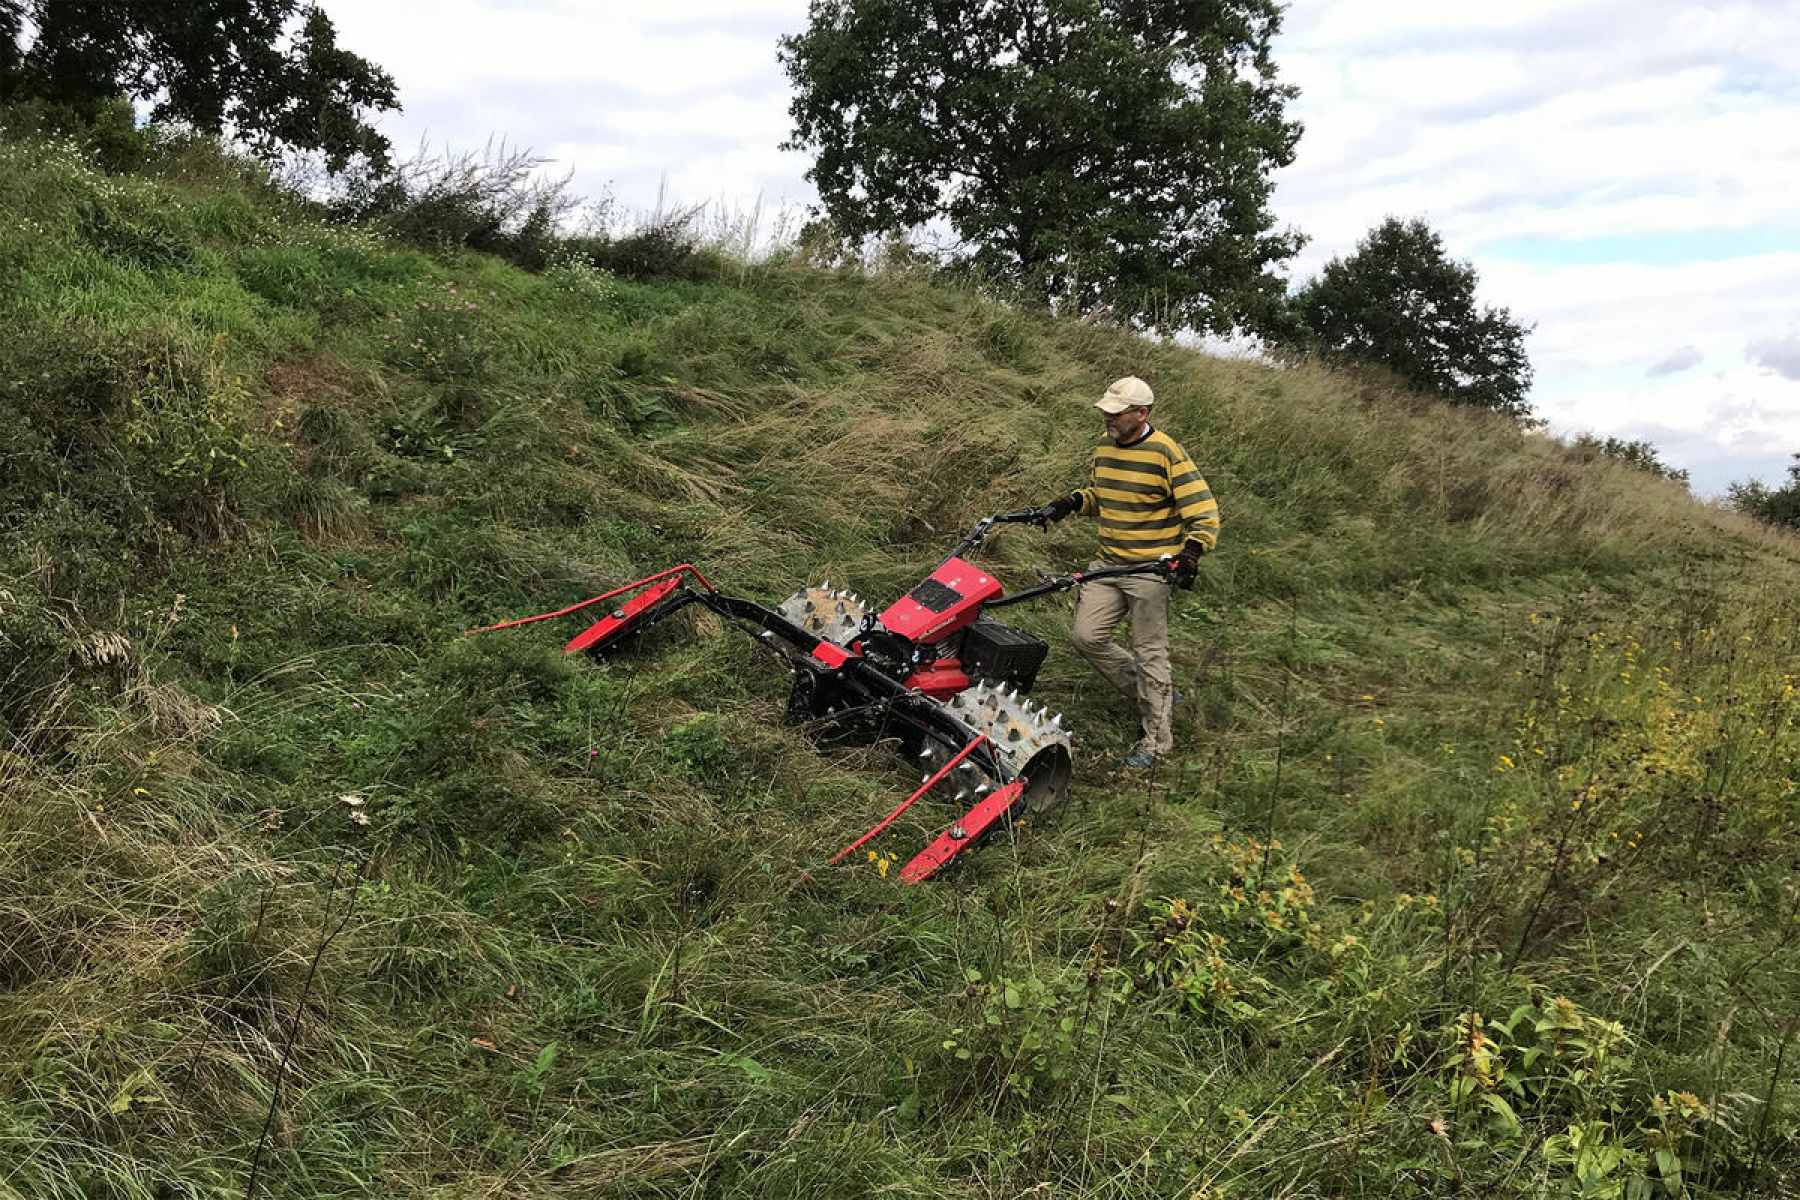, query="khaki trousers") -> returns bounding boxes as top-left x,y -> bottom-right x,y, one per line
1071,561 -> 1174,755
